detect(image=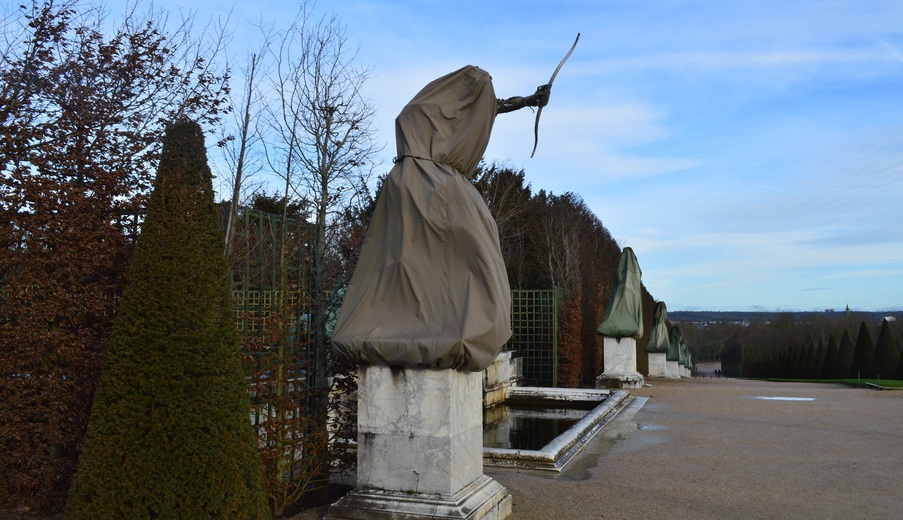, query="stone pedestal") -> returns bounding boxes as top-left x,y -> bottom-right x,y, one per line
326,365 -> 511,520
646,352 -> 667,377
665,360 -> 680,378
596,337 -> 644,389
483,351 -> 521,409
